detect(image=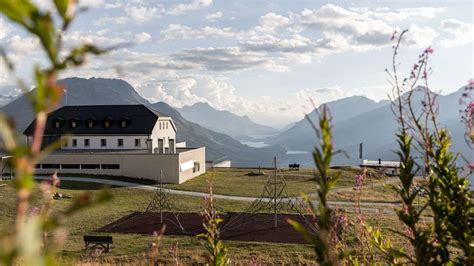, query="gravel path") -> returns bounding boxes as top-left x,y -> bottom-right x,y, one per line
34,176 -> 399,212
